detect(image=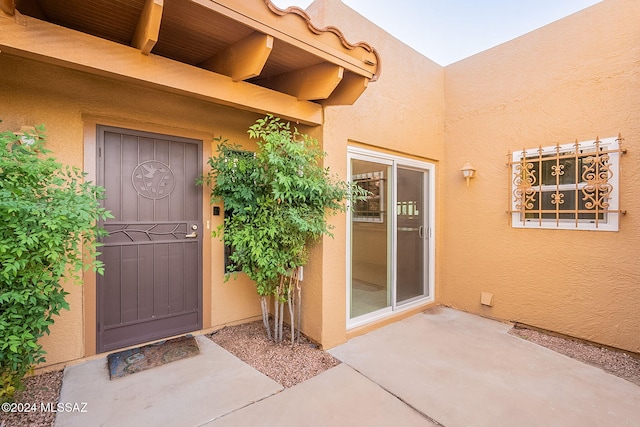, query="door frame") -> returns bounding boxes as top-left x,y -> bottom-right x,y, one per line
95,124 -> 204,353
346,146 -> 436,329
82,119 -> 212,357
